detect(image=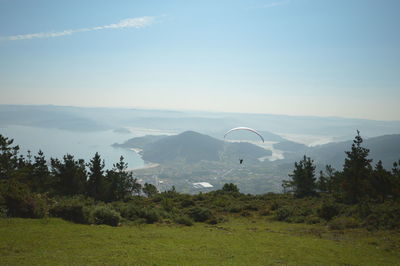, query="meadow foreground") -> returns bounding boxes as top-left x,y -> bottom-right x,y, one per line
1,217 -> 399,265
